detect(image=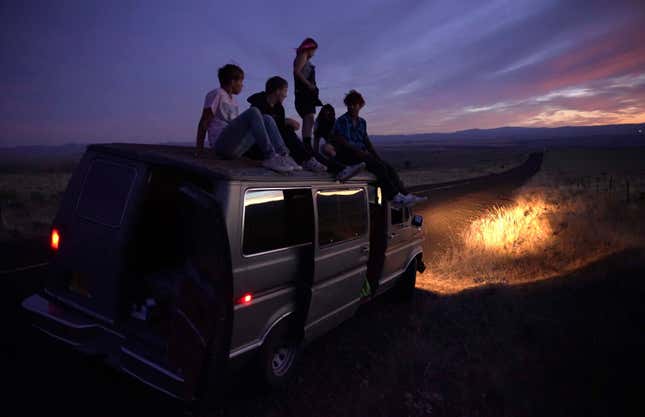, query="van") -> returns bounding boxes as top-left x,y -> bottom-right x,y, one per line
22,143 -> 425,404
